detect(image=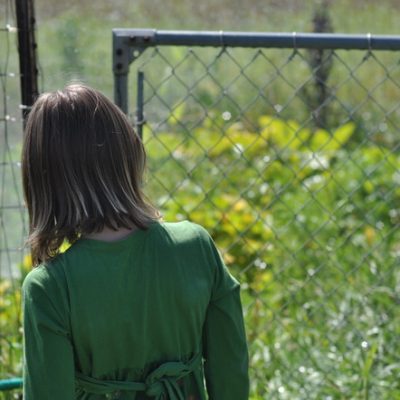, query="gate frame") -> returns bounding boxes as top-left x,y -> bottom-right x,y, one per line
112,29 -> 400,117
